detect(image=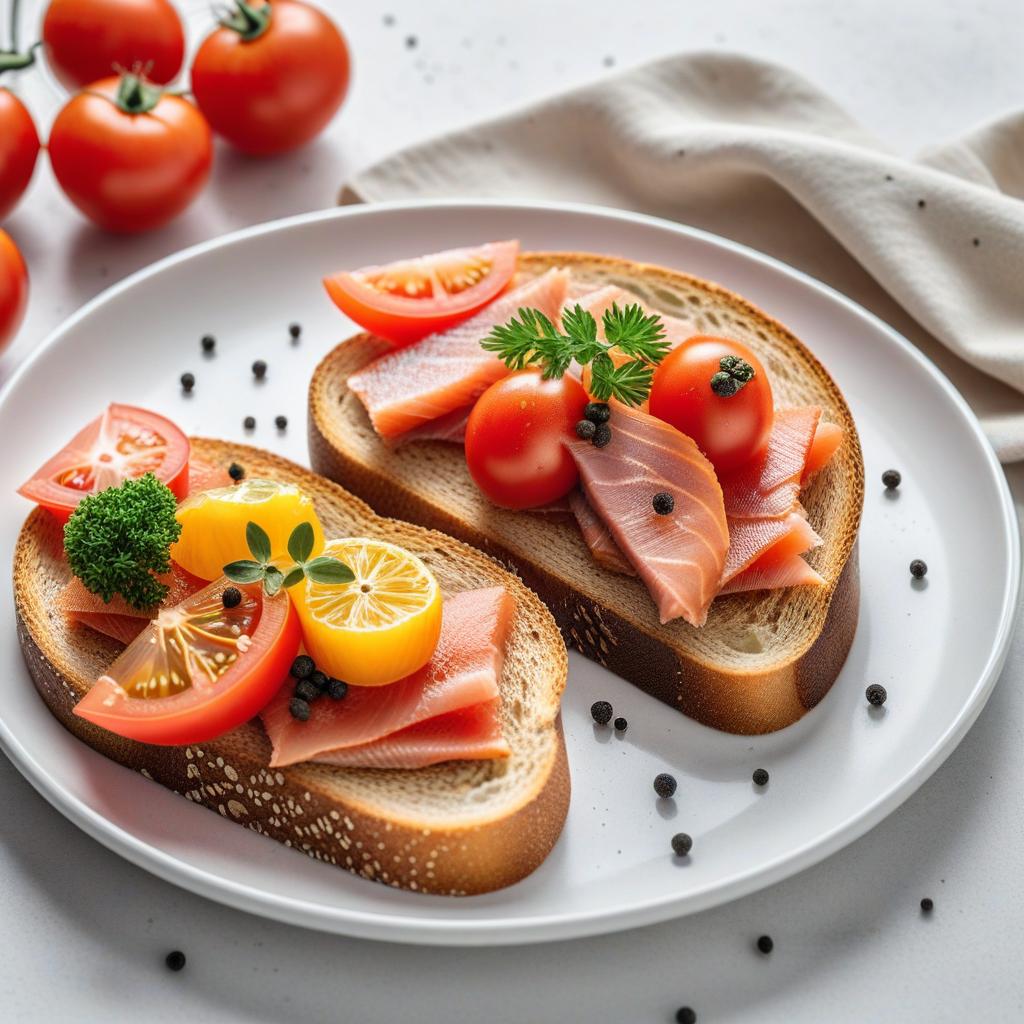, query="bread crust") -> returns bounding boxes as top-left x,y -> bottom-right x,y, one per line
14,440 -> 570,896
309,252 -> 865,734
